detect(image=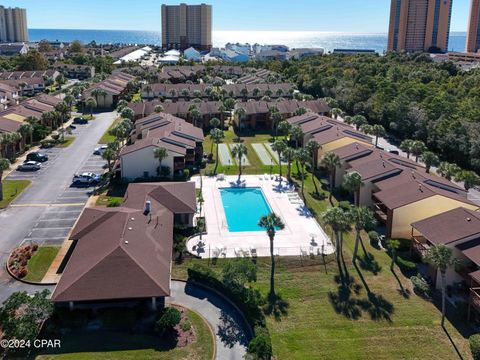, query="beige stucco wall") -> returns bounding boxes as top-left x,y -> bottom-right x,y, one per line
120,145 -> 177,180
391,195 -> 478,239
